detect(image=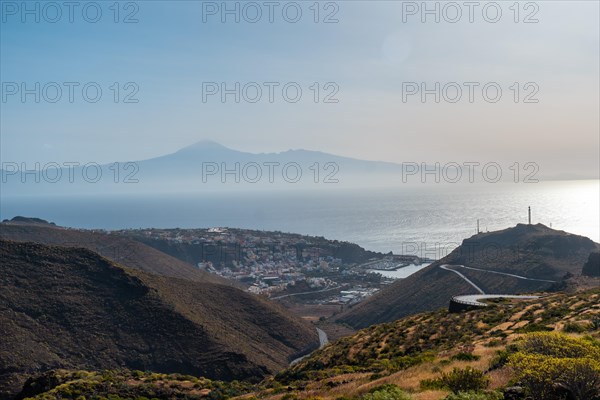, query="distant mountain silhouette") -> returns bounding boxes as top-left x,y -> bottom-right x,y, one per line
134,140 -> 404,181
1,216 -> 55,226
2,141 -> 597,196
3,140 -> 595,195
0,140 -> 447,195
